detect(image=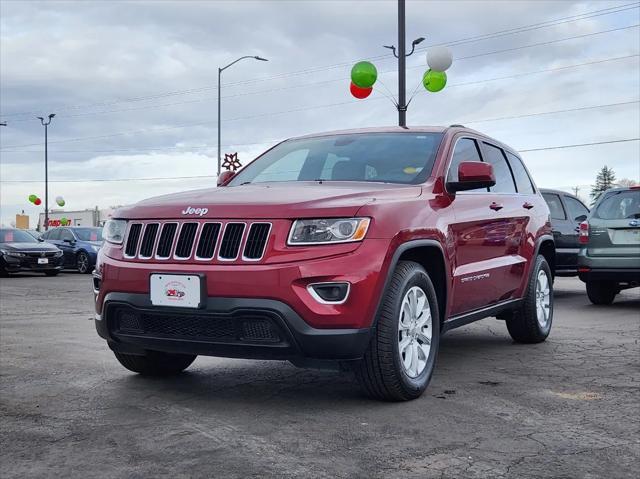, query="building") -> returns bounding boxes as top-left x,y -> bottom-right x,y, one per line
37,207 -> 116,230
